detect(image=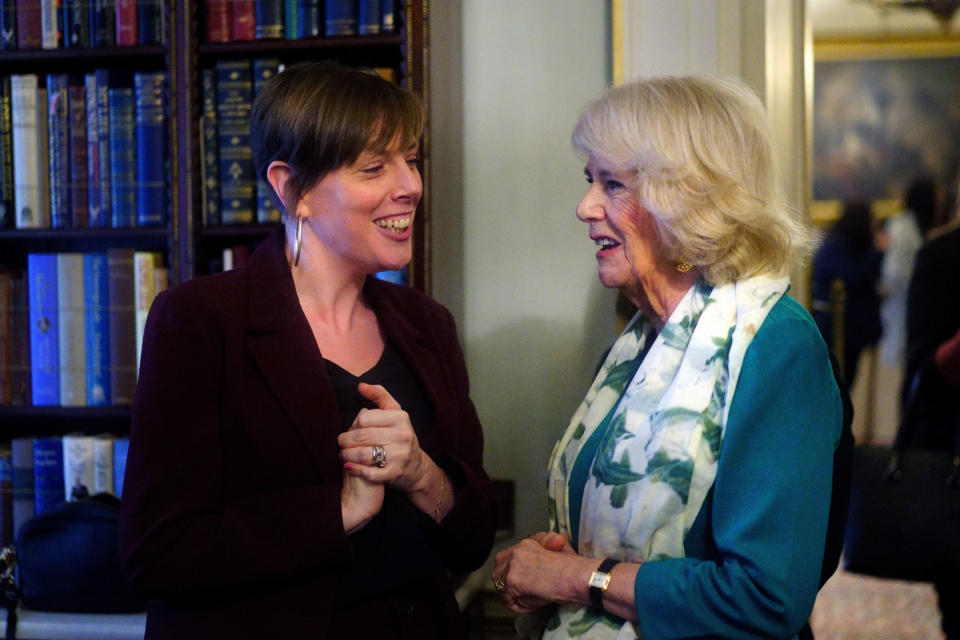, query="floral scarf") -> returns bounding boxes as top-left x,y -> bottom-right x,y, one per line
541,274 -> 788,639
